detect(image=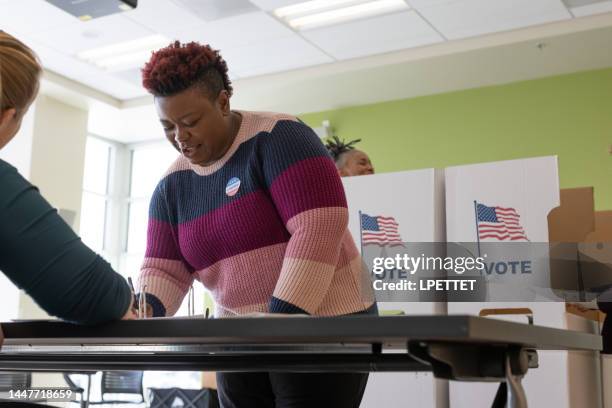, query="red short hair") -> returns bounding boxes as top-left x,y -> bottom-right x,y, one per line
141,41 -> 232,98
